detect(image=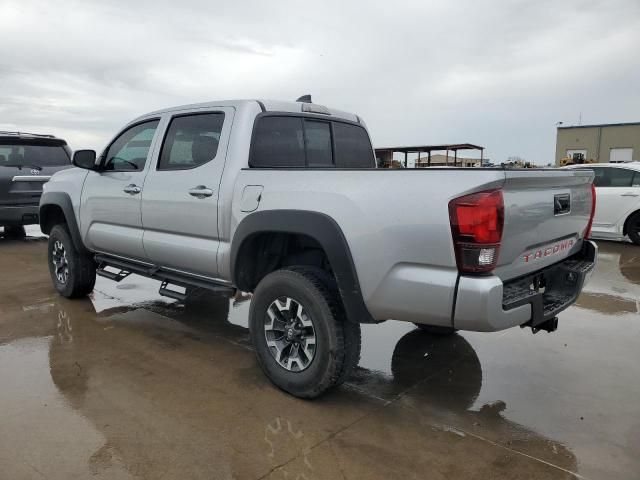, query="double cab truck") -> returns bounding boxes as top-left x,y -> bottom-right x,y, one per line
39,98 -> 597,398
